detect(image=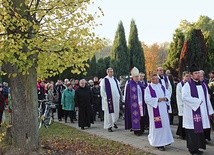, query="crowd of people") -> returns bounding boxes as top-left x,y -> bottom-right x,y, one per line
1,65 -> 214,155
0,82 -> 11,127
36,66 -> 214,154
